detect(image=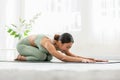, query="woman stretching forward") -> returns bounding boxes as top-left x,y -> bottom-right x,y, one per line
16,33 -> 107,63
